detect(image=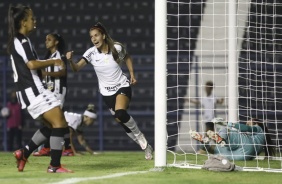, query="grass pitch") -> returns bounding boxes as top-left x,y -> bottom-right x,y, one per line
0,151 -> 281,184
